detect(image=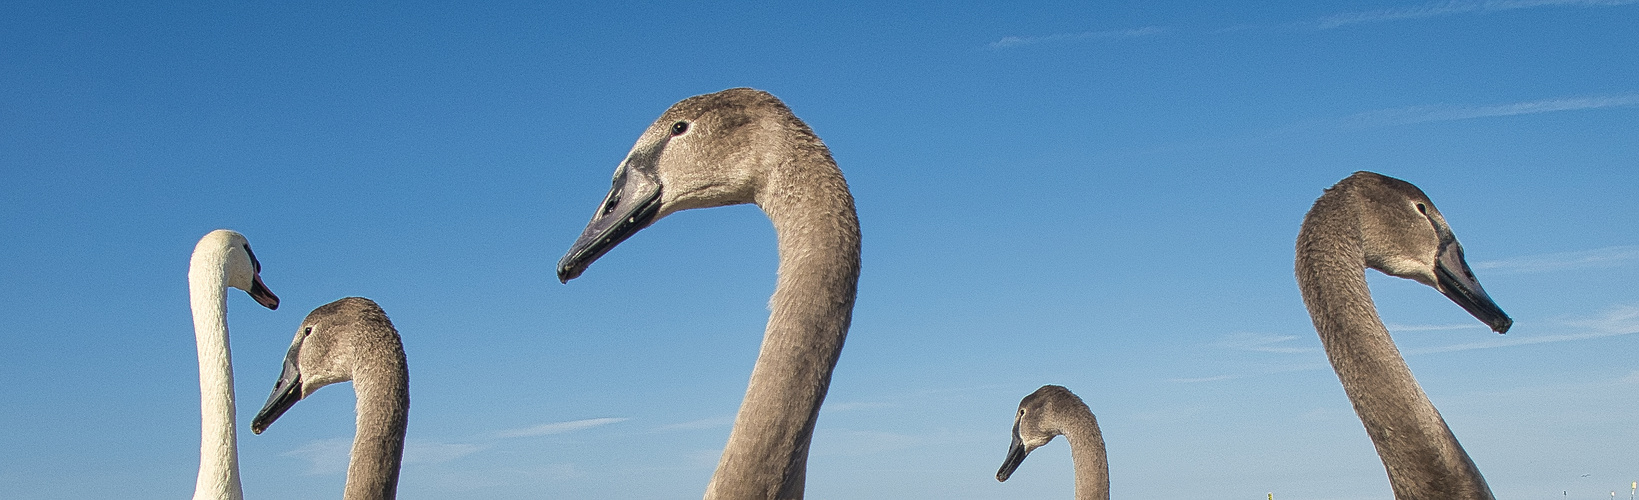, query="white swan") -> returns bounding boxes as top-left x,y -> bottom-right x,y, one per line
251,297 -> 409,500
188,229 -> 280,500
1297,171 -> 1511,500
559,88 -> 860,499
996,385 -> 1109,500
